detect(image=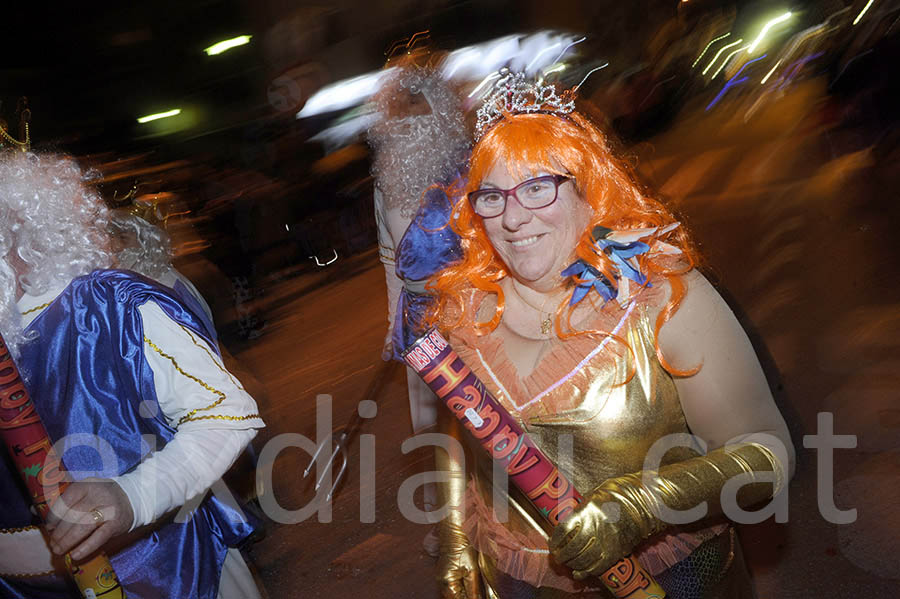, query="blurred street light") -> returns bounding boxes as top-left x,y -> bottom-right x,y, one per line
703,38 -> 743,75
204,35 -> 252,56
137,109 -> 181,123
748,12 -> 792,54
760,58 -> 784,84
853,0 -> 876,25
712,45 -> 750,79
693,32 -> 732,68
